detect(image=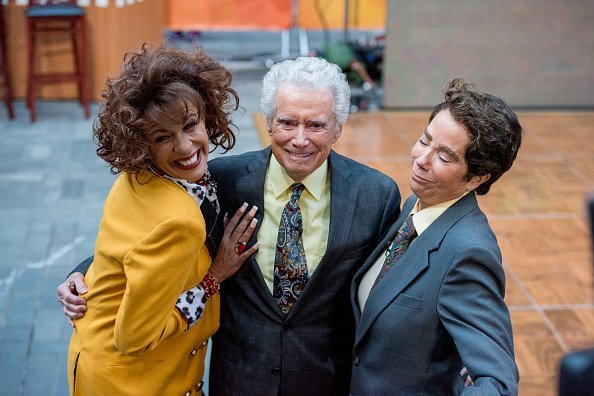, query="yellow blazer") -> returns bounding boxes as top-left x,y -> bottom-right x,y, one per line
68,171 -> 219,396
